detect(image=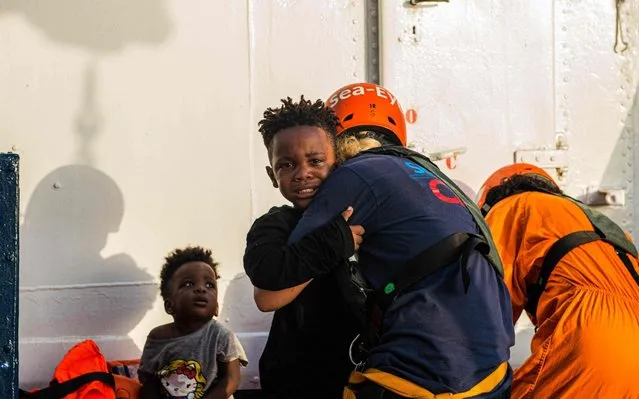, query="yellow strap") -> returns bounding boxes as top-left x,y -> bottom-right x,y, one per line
344,362 -> 508,399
